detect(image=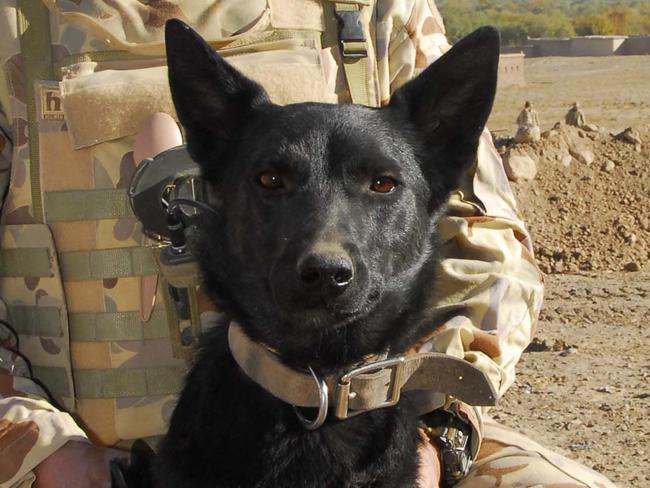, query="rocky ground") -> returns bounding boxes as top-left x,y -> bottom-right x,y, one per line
507,123 -> 649,275
487,56 -> 649,487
